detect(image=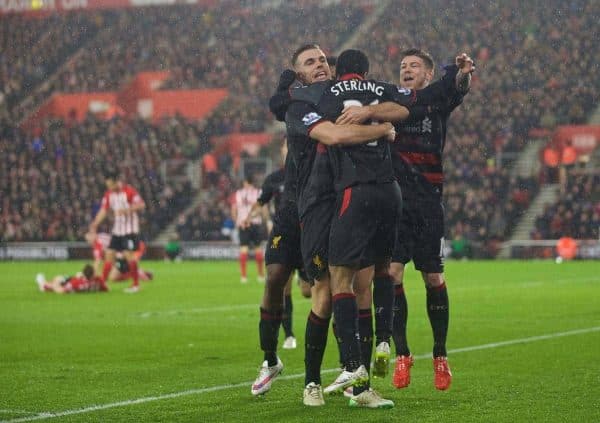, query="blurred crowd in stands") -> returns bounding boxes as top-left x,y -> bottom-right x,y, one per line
531,170 -> 600,240
0,115 -> 192,241
0,0 -> 598,255
354,0 -> 598,255
0,12 -> 105,123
